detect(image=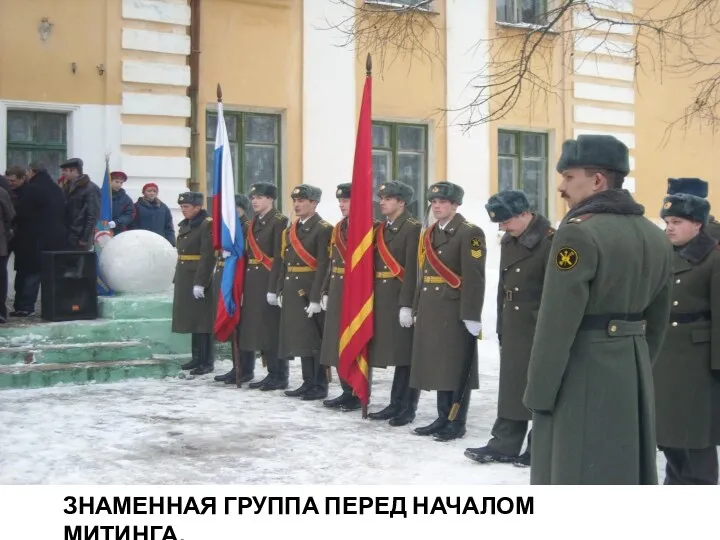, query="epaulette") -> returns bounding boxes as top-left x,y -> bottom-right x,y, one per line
320,220 -> 332,228
567,214 -> 595,224
275,213 -> 285,221
462,220 -> 478,229
408,218 -> 421,225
